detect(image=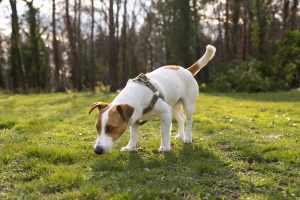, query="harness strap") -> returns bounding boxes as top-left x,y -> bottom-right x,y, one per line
133,73 -> 164,125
